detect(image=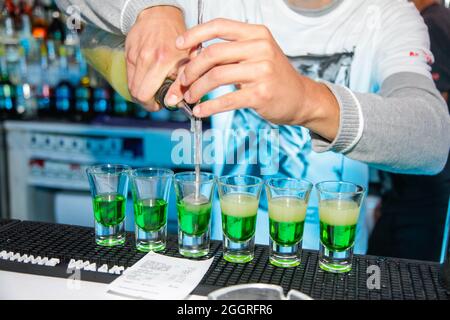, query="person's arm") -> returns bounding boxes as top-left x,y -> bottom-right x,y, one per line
312,72 -> 450,175
55,0 -> 182,34
169,2 -> 450,175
